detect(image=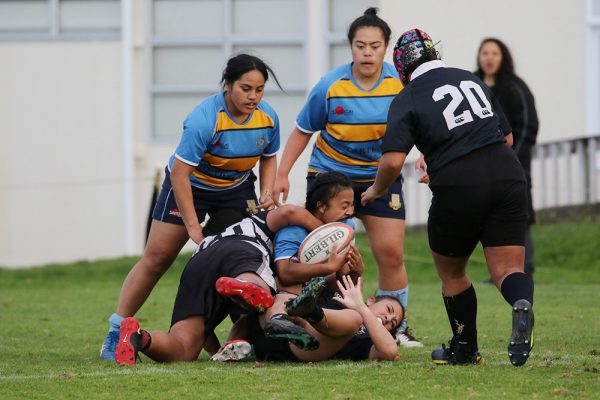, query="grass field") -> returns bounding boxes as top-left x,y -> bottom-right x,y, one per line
1,221 -> 599,399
